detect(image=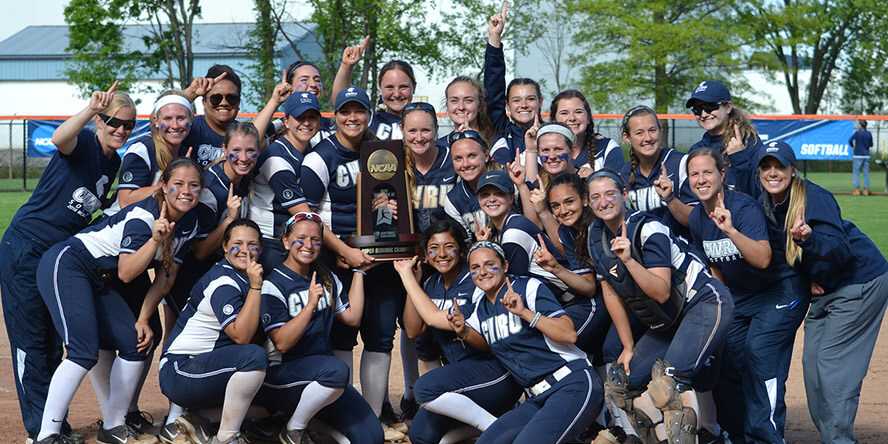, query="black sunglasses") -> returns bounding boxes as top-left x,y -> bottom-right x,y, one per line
404,102 -> 436,113
98,113 -> 136,131
689,101 -> 724,116
208,93 -> 240,107
447,130 -> 487,150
